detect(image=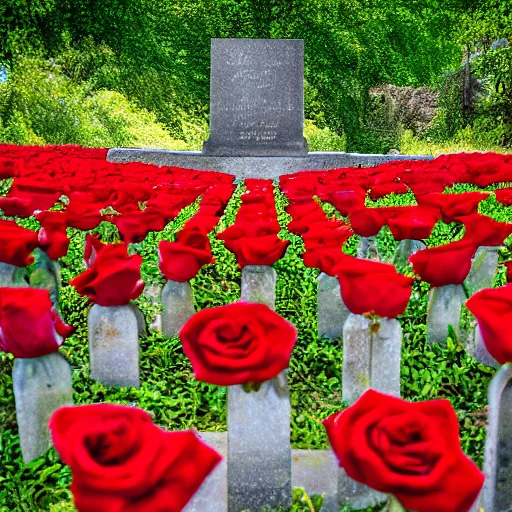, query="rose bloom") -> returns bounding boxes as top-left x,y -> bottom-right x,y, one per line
386,205 -> 441,241
334,254 -> 413,318
0,287 -> 74,358
69,243 -> 144,306
0,219 -> 39,266
466,284 -> 512,365
49,403 -> 222,512
36,210 -> 70,260
417,192 -> 489,223
349,207 -> 388,237
409,239 -> 478,287
323,390 -> 484,512
158,228 -> 214,282
303,247 -> 345,276
179,301 -> 297,386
